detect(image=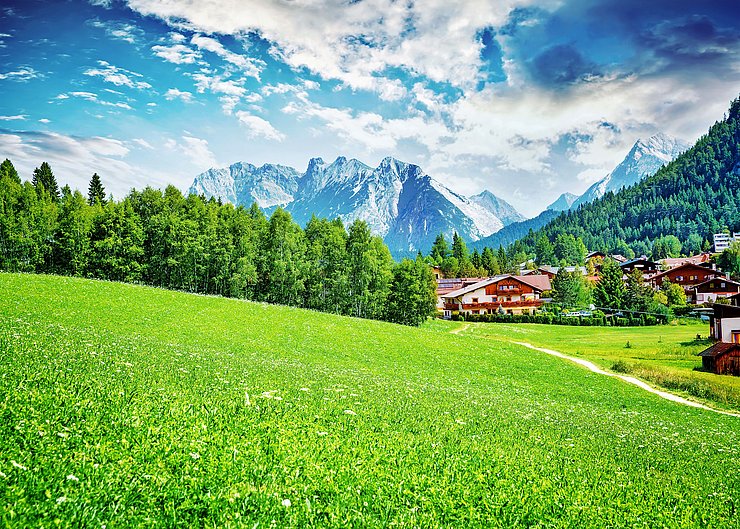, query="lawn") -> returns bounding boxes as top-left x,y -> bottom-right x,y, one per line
454,319 -> 740,411
1,273 -> 739,528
